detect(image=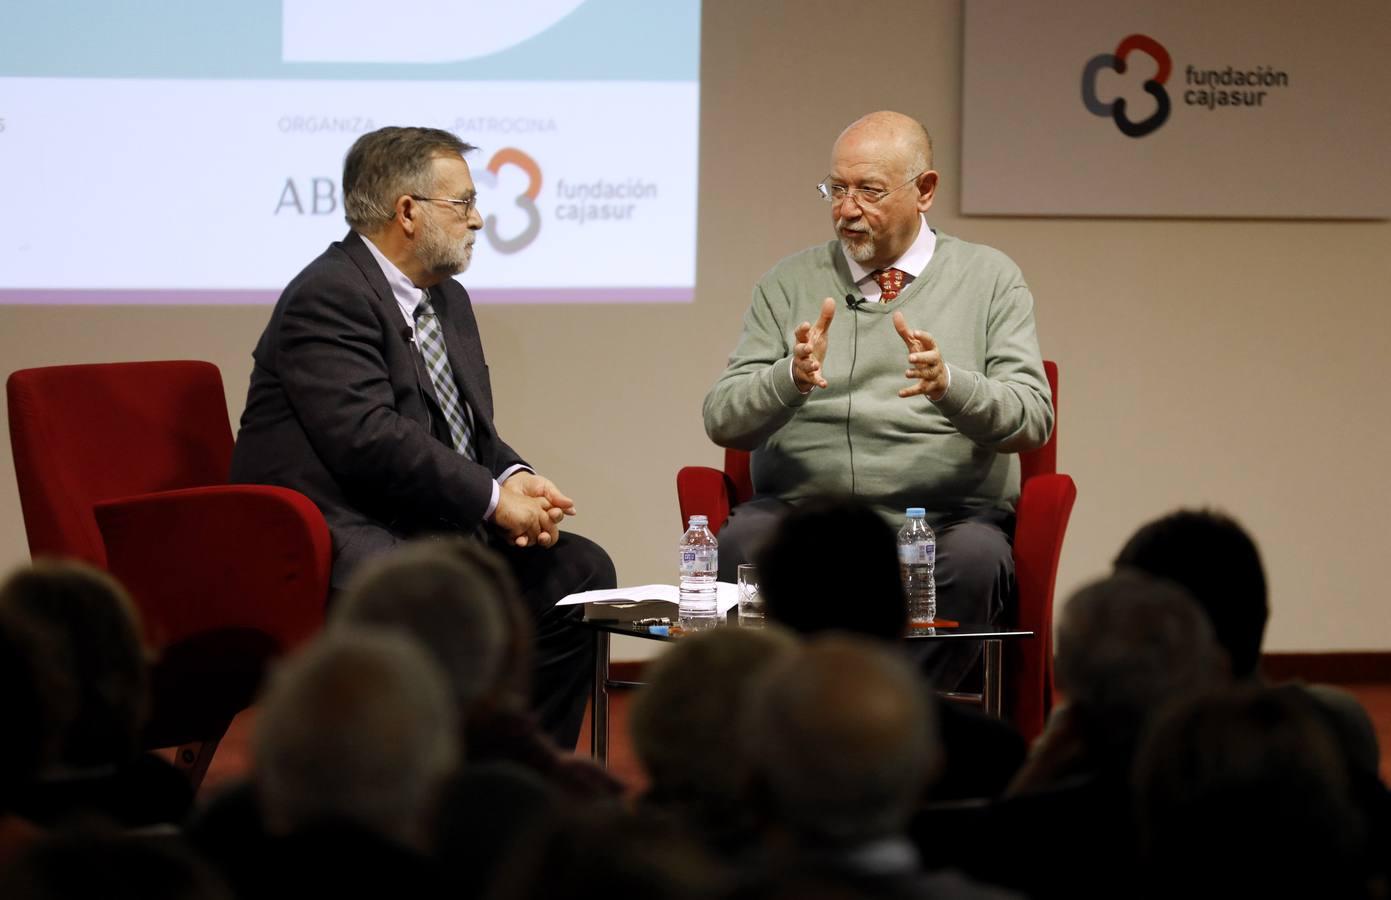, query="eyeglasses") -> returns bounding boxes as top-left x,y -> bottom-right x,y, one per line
411,194 -> 478,217
816,172 -> 925,206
